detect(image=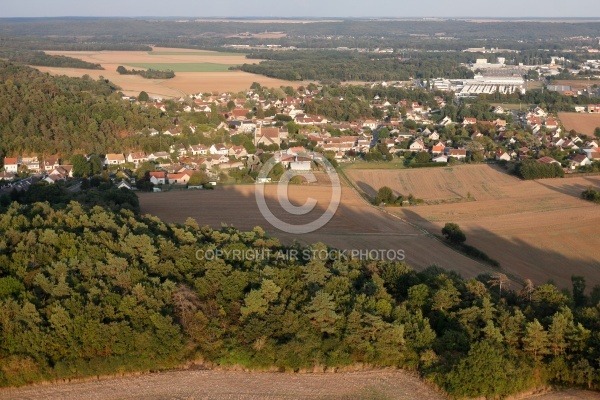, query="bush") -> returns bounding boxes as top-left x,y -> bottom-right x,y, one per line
442,223 -> 466,245
582,186 -> 600,203
374,186 -> 395,205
